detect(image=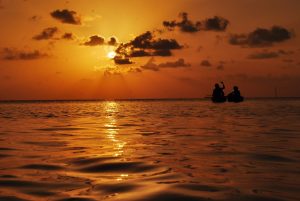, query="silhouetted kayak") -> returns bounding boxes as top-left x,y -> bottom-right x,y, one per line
212,97 -> 226,103
211,96 -> 244,103
227,95 -> 244,103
